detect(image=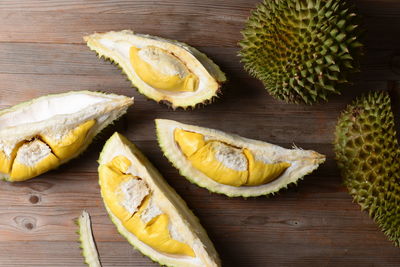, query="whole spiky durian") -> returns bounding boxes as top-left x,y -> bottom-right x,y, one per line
239,0 -> 362,104
334,91 -> 400,246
